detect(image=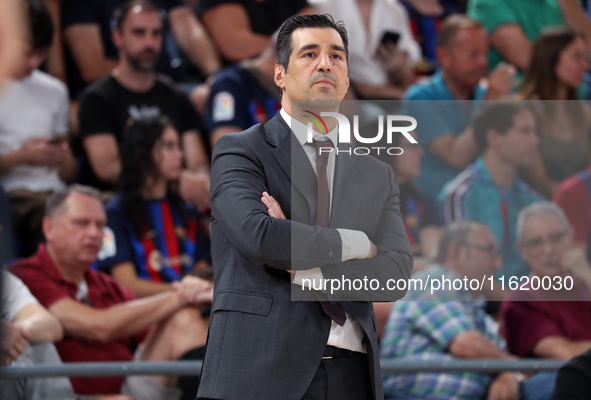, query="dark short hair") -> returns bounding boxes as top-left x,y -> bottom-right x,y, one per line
472,101 -> 533,154
45,185 -> 102,218
436,14 -> 483,49
26,0 -> 54,50
114,0 -> 160,31
276,14 -> 349,71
